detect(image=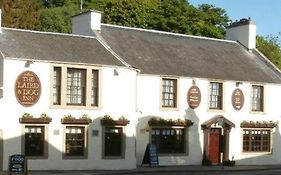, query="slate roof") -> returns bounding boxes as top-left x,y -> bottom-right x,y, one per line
0,28 -> 124,67
100,24 -> 281,84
